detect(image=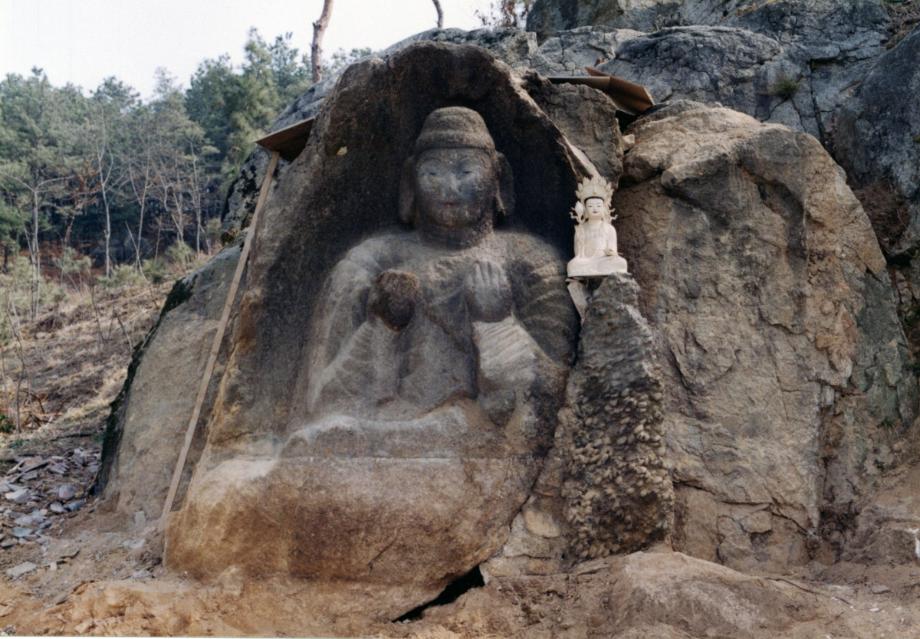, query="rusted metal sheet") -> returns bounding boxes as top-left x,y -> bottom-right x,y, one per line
549,67 -> 654,115
255,117 -> 315,161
